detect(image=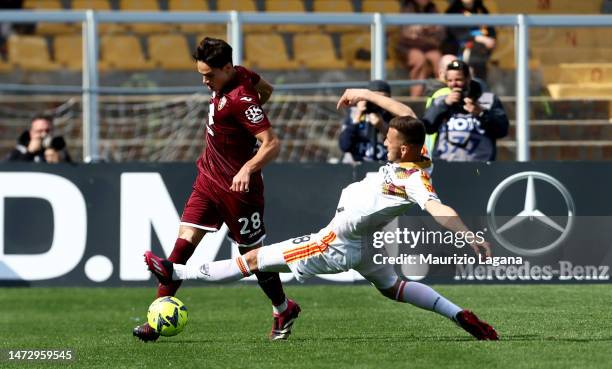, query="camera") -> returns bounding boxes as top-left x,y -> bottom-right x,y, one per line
460,80 -> 483,102
364,101 -> 383,114
42,136 -> 67,151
